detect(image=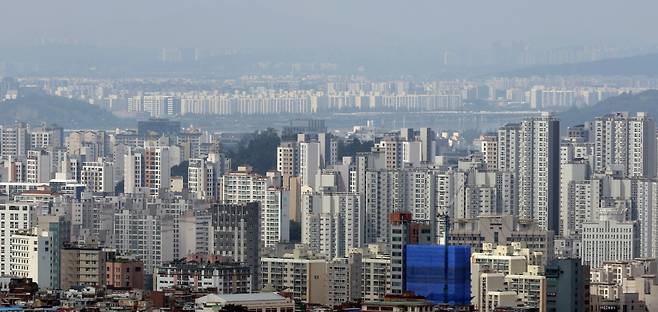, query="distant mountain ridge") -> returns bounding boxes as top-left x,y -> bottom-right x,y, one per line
559,90 -> 658,127
504,53 -> 658,77
0,95 -> 132,128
